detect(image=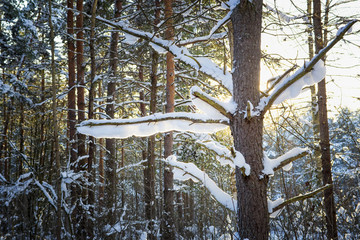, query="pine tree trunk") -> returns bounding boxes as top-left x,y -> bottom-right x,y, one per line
48,1 -> 62,238
87,0 -> 98,238
67,0 -> 77,168
75,1 -> 87,237
145,2 -> 160,239
76,0 -> 86,169
105,0 -> 122,232
313,0 -> 338,239
230,1 -> 269,239
162,0 -> 176,239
